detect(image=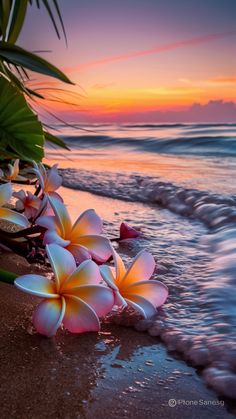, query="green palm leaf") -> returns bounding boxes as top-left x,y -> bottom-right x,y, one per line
0,77 -> 44,161
0,42 -> 73,84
